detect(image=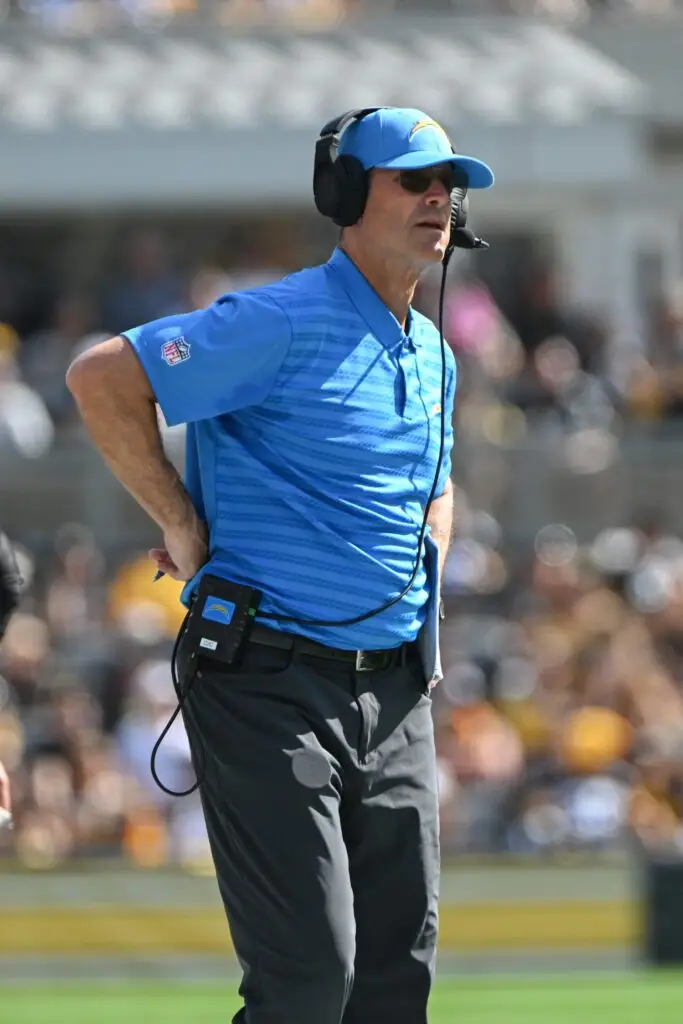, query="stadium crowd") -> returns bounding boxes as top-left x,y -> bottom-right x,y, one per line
1,223 -> 683,870
3,0 -> 683,31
